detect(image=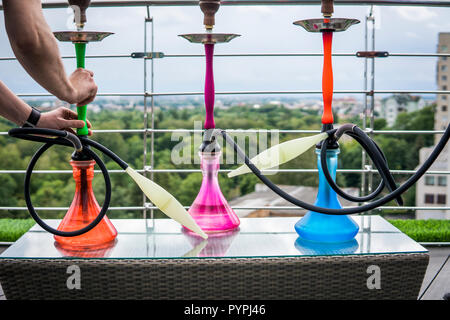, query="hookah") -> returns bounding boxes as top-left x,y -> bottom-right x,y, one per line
292,1 -> 362,242
221,0 -> 450,243
179,0 -> 241,233
8,0 -> 207,248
